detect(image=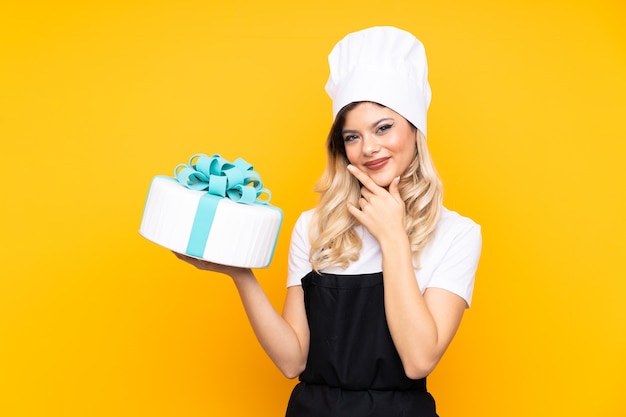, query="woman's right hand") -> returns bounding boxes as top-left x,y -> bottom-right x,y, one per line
172,251 -> 252,280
